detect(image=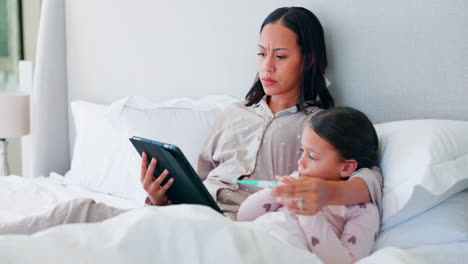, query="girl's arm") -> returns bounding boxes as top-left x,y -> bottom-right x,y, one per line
237,188 -> 282,221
